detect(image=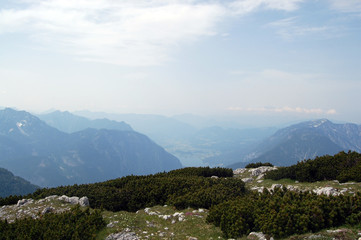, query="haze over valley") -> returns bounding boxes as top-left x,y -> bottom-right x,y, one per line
1,107 -> 360,189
